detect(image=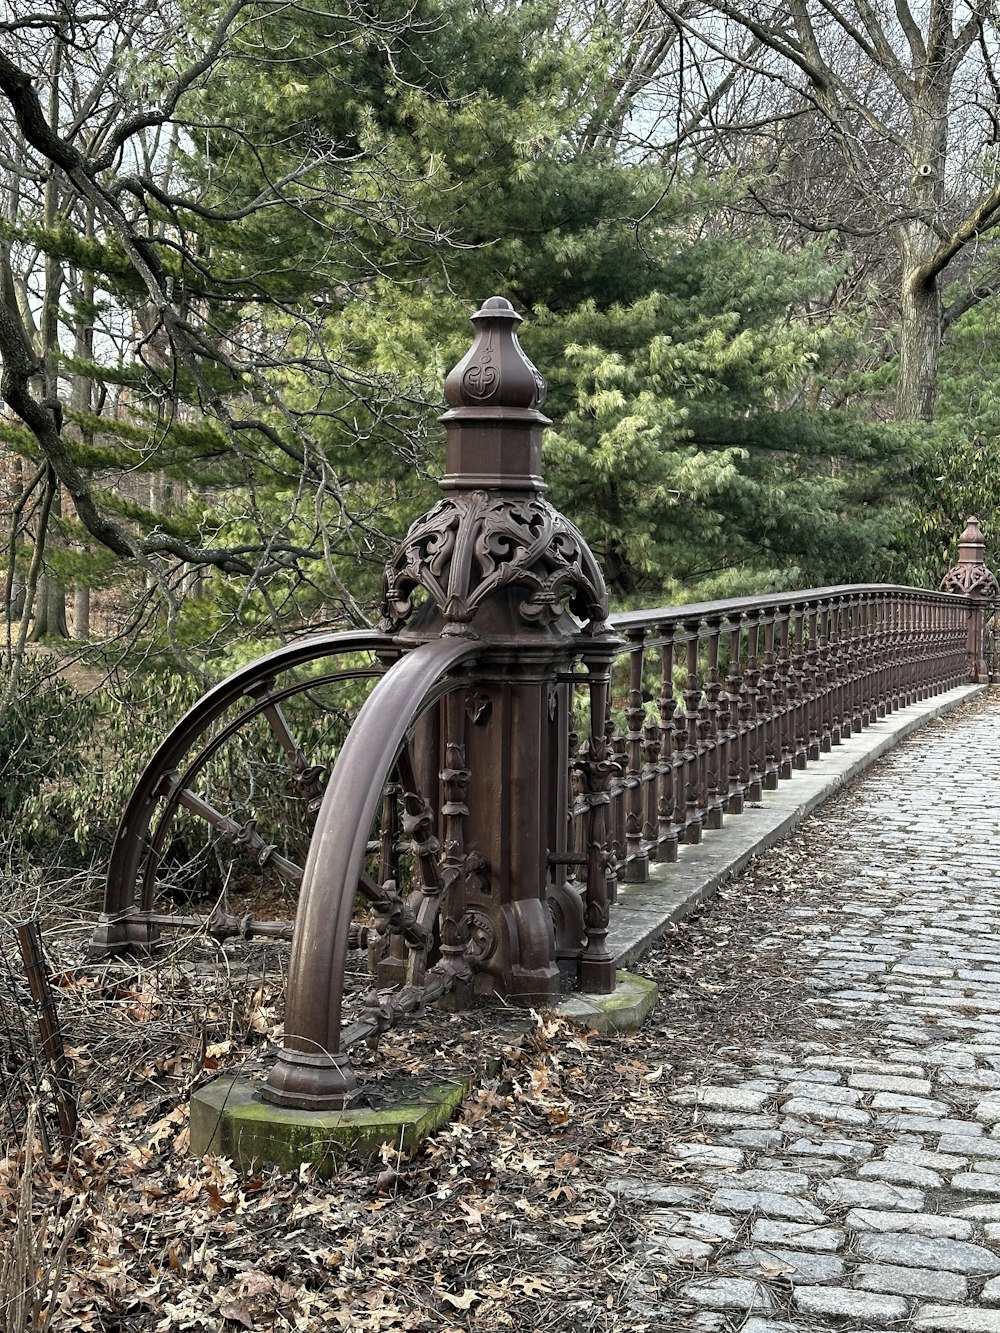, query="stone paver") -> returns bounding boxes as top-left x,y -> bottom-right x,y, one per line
710,1189 -> 826,1221
854,1262 -> 968,1301
668,1144 -> 746,1168
749,1220 -> 844,1252
624,696 -> 1000,1326
913,1310 -> 1000,1332
730,1248 -> 846,1284
857,1160 -> 944,1187
816,1178 -> 924,1211
653,1210 -> 740,1242
845,1209 -> 974,1240
649,1234 -> 715,1262
669,1087 -> 771,1113
953,1174 -> 1000,1196
854,1232 -> 1000,1275
793,1286 -> 908,1320
681,1277 -> 774,1312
